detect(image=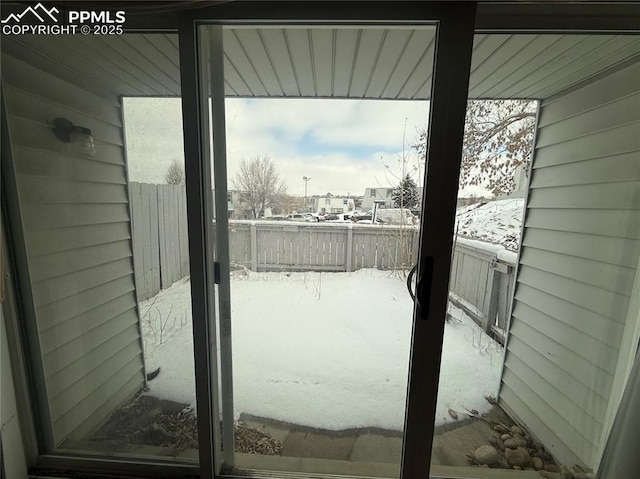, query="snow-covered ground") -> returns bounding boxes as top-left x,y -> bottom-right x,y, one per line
455,198 -> 525,252
140,269 -> 503,431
